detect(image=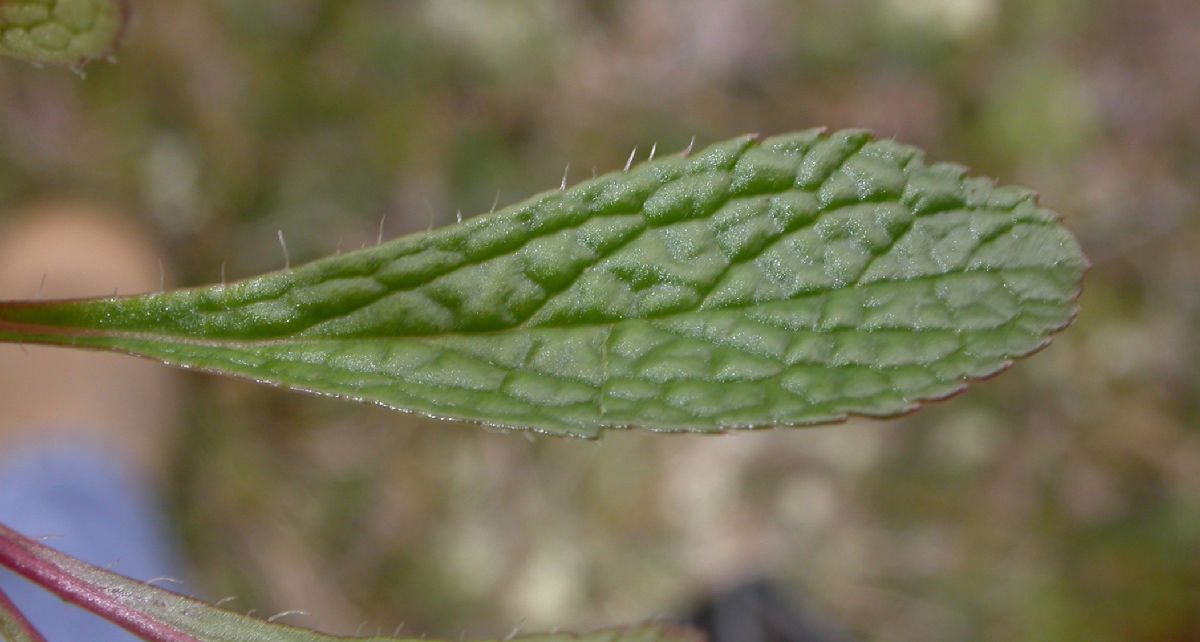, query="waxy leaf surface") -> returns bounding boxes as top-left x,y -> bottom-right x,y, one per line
0,130 -> 1087,436
0,0 -> 128,65
0,525 -> 700,642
